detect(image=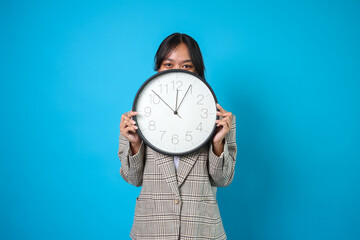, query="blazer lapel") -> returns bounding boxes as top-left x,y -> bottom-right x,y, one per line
152,149 -> 180,197
177,149 -> 202,187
